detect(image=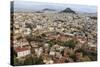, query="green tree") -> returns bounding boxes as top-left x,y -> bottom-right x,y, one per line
24,56 -> 44,65
63,40 -> 77,48
13,57 -> 23,66
24,56 -> 33,65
